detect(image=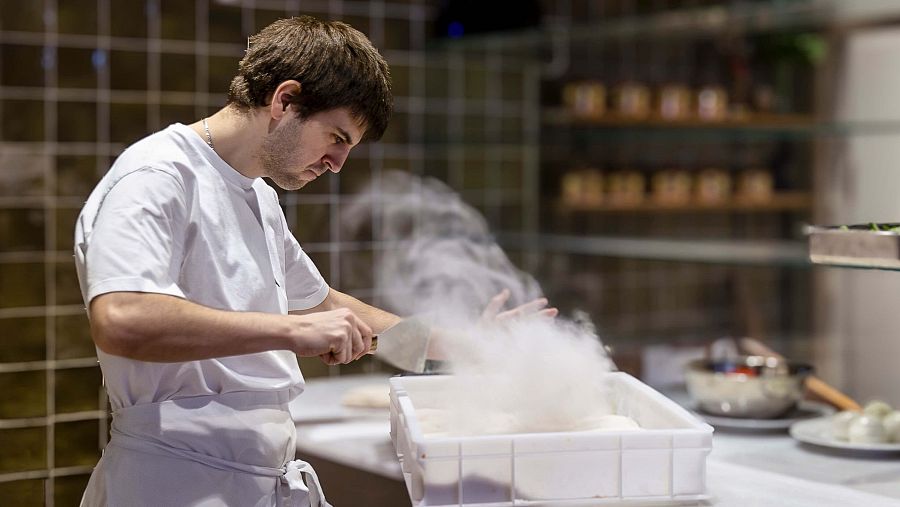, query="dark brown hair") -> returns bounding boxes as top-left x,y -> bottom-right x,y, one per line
227,16 -> 393,142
